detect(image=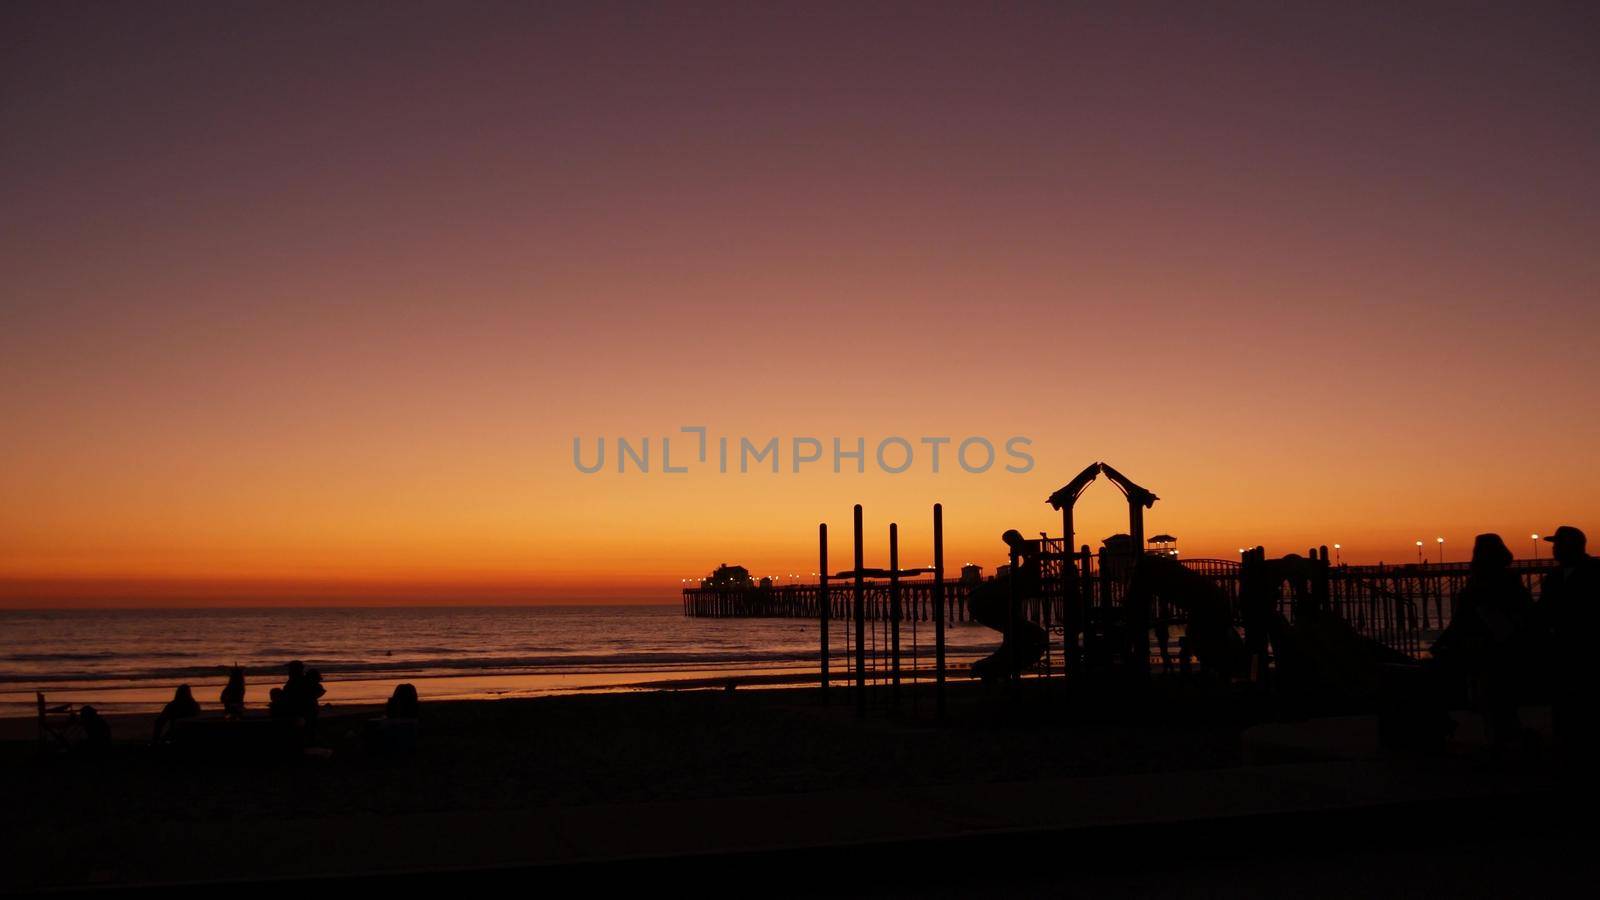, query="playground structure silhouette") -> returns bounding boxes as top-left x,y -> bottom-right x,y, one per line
684,463 -> 1593,761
